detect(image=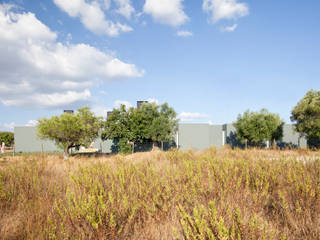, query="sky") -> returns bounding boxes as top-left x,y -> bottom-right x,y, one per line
0,0 -> 319,131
